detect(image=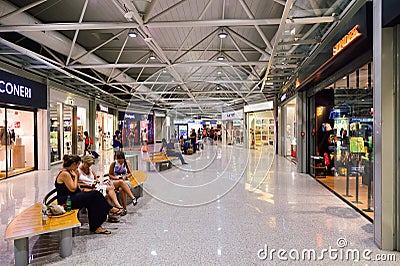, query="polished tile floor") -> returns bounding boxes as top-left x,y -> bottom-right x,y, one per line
0,142 -> 399,265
